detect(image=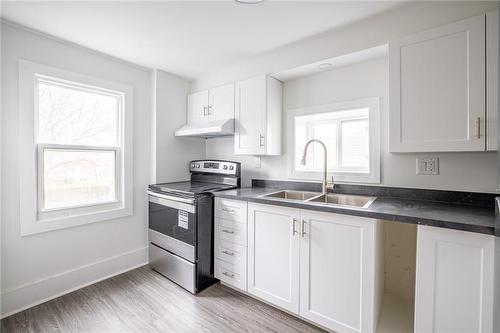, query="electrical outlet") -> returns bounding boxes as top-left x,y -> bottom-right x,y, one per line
254,156 -> 261,169
416,157 -> 439,175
